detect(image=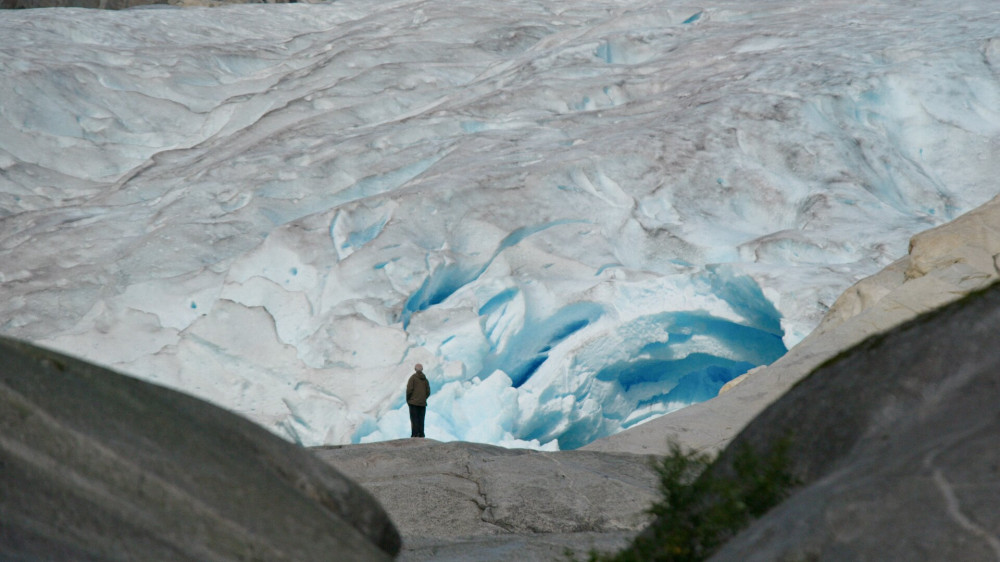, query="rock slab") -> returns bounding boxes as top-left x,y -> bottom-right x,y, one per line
705,281 -> 1000,560
315,439 -> 660,560
0,337 -> 400,561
